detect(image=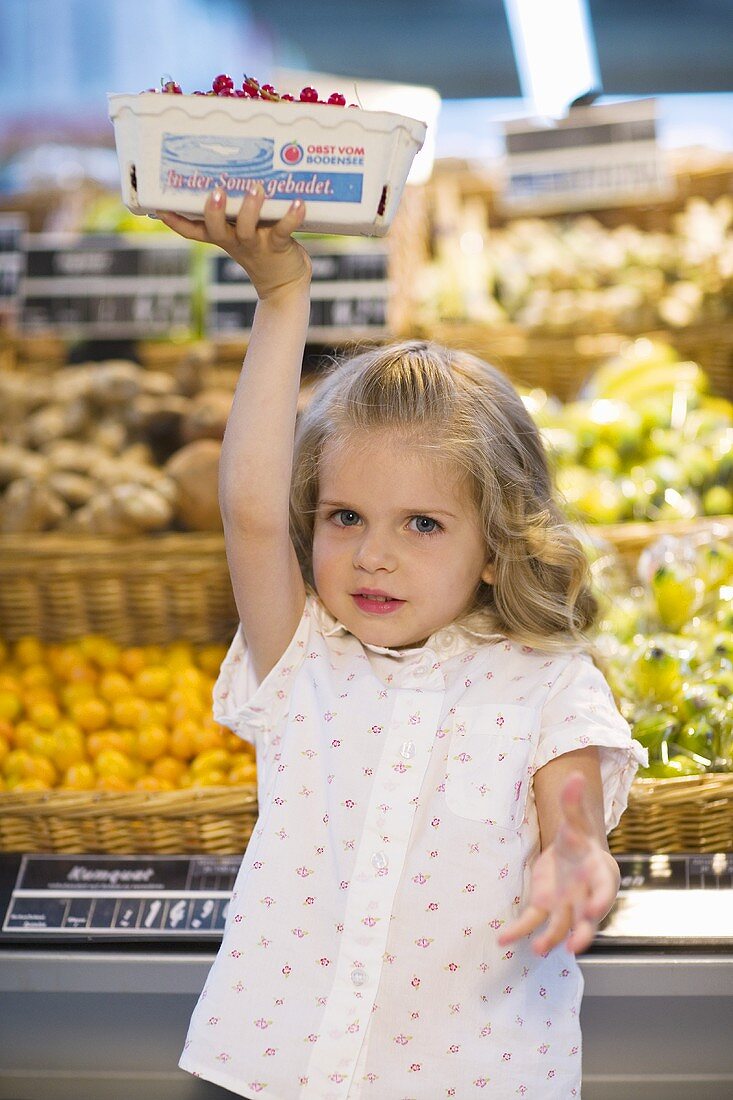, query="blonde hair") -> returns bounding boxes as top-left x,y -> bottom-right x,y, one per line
290,341 -> 597,650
